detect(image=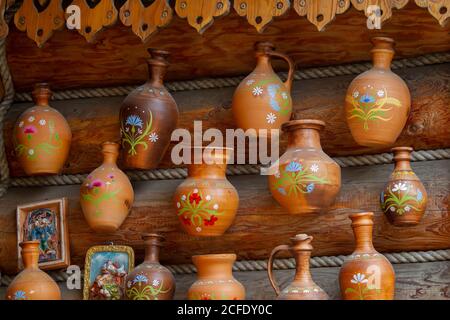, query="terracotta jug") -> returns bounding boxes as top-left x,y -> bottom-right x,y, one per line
173,147 -> 239,236
13,83 -> 72,175
232,42 -> 294,135
80,142 -> 134,233
120,49 -> 179,169
268,120 -> 341,214
188,254 -> 245,300
339,212 -> 395,300
125,234 -> 175,300
268,234 -> 329,300
6,241 -> 61,300
345,37 -> 411,147
381,147 -> 427,226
